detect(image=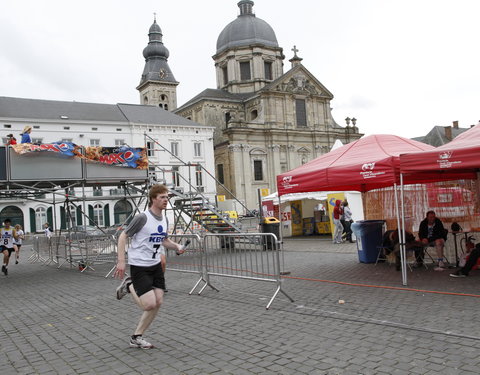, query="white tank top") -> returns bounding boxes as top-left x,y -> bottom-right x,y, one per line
1,228 -> 15,248
14,230 -> 23,245
128,210 -> 168,267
